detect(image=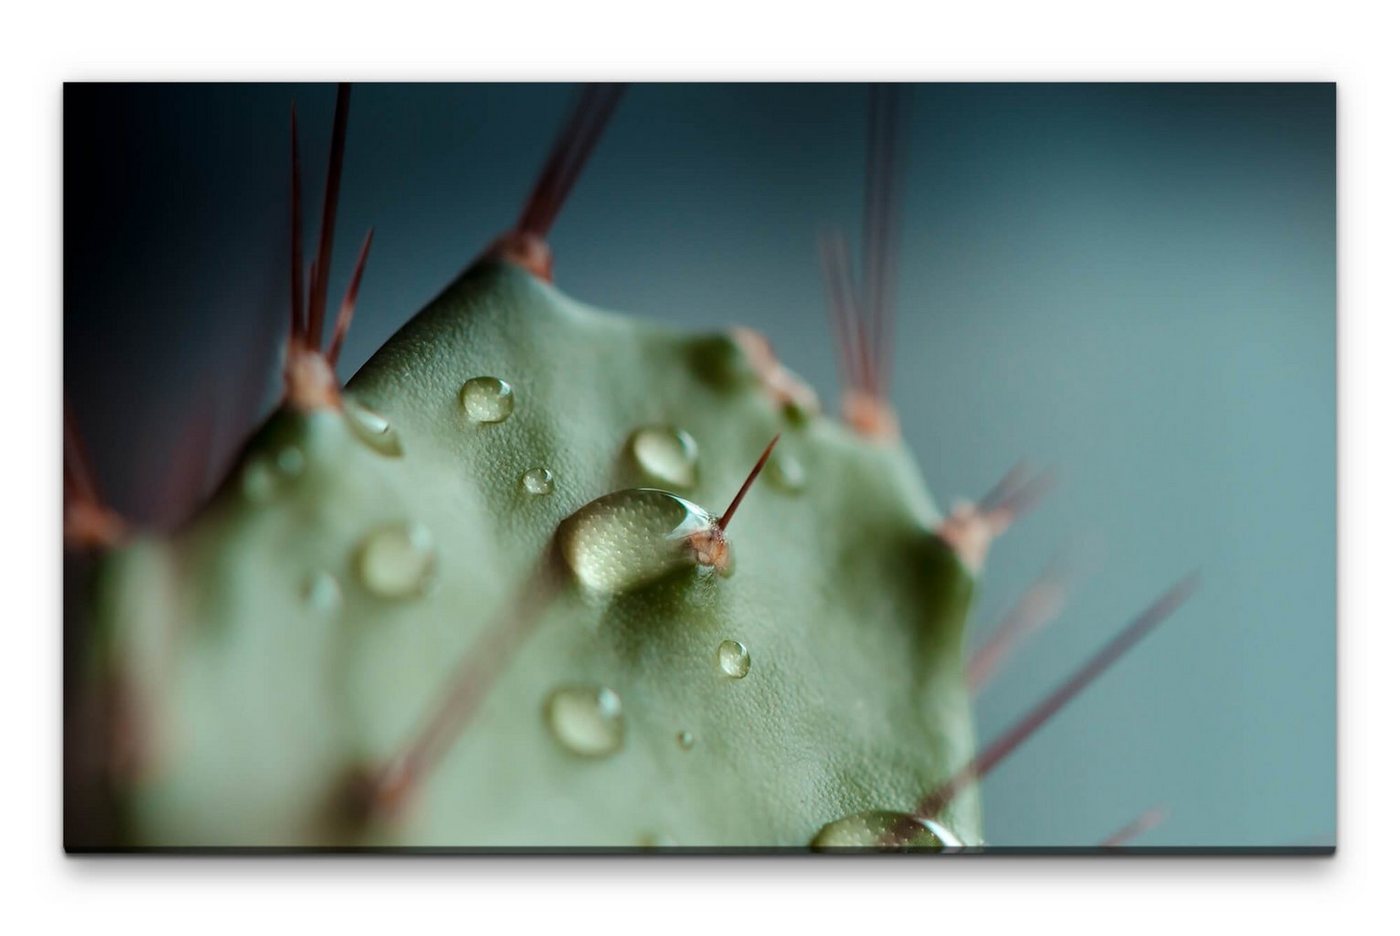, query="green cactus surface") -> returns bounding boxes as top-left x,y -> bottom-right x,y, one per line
86,260 -> 984,849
